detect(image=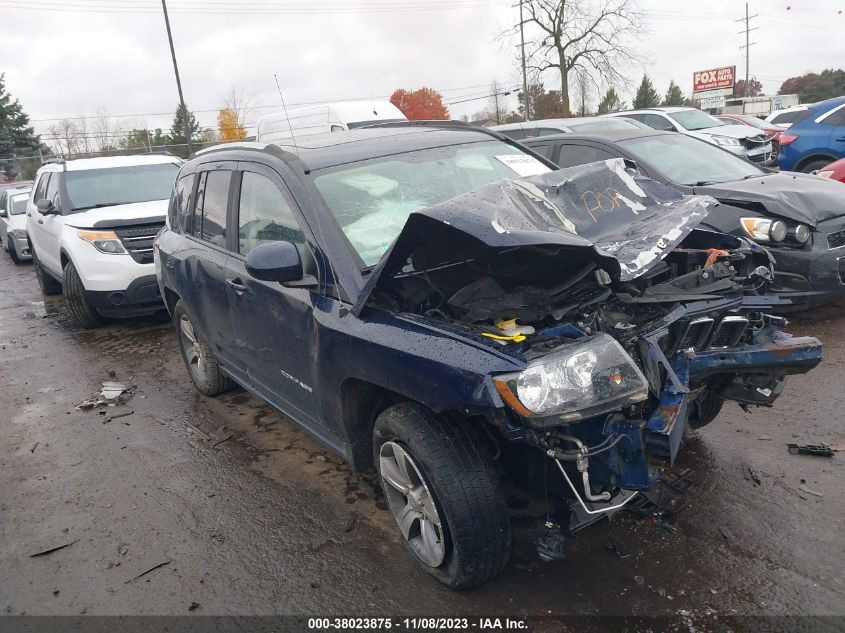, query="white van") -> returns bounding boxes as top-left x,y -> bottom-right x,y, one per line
257,101 -> 407,143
